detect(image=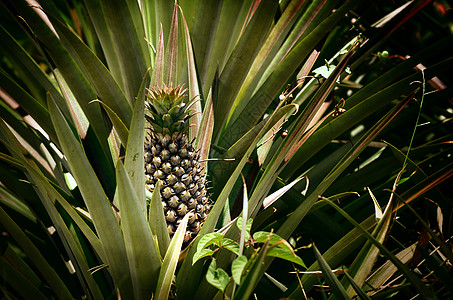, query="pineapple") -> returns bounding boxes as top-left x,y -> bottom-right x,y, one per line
144,85 -> 209,243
